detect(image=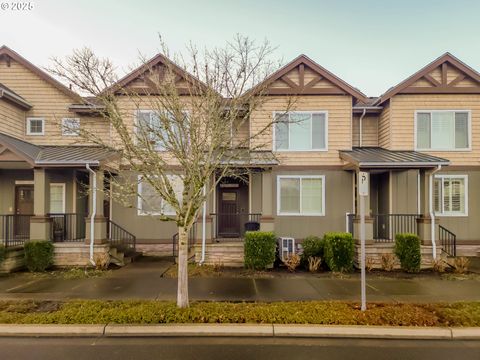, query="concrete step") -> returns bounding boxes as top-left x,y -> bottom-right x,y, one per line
109,248 -> 126,267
